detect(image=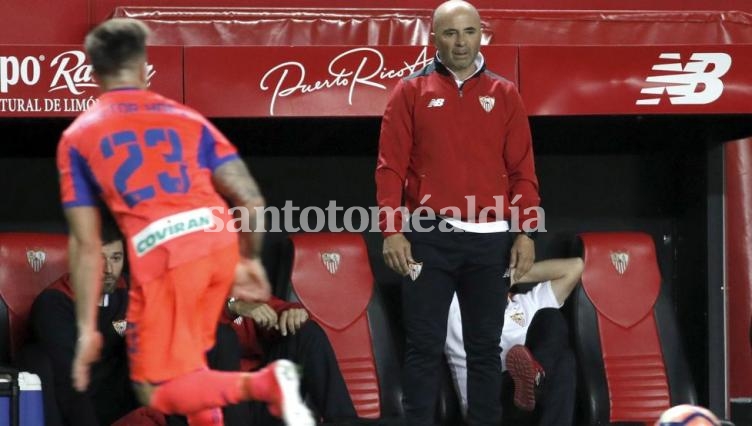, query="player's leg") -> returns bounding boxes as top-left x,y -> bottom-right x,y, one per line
185,408 -> 223,426
144,364 -> 305,421
129,244 -> 313,425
